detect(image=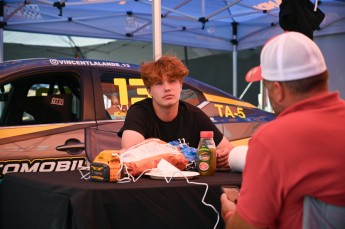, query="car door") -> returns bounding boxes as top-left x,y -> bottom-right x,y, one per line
85,68 -> 147,161
0,69 -> 95,179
